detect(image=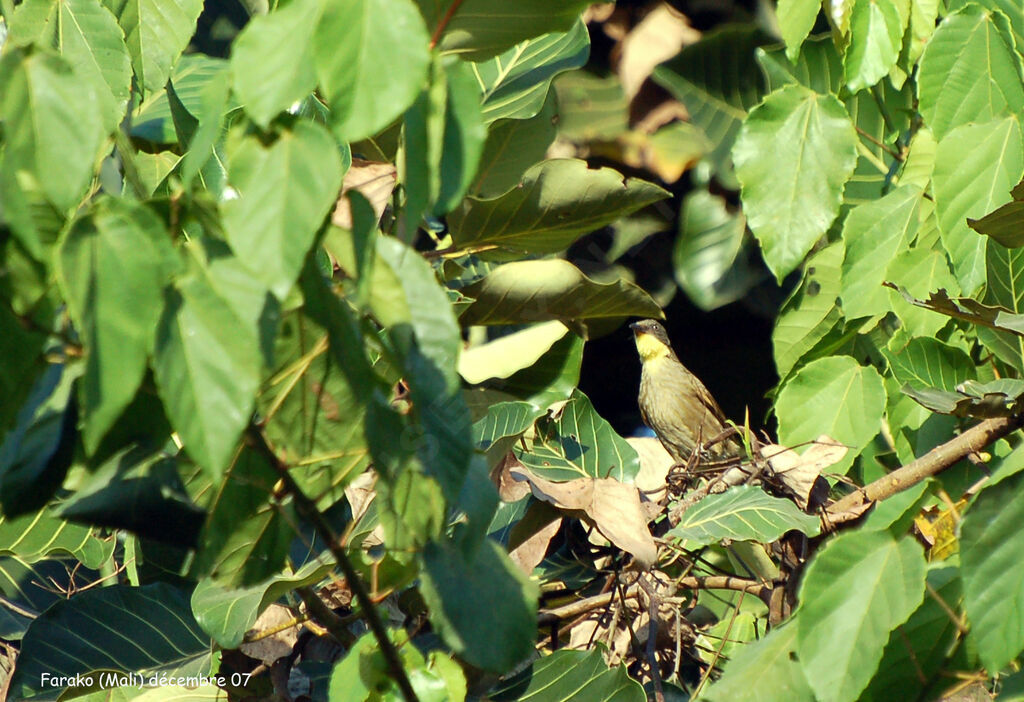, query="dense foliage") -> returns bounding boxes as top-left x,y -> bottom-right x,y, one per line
5,0 -> 1024,701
